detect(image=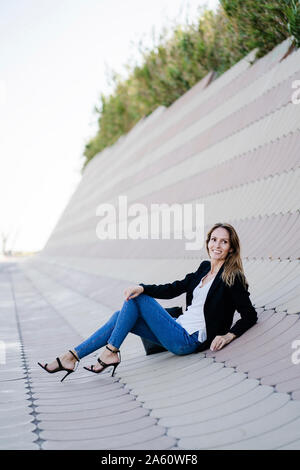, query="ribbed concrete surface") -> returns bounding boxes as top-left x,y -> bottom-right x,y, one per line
2,258 -> 300,450
1,37 -> 300,450
1,261 -> 174,450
